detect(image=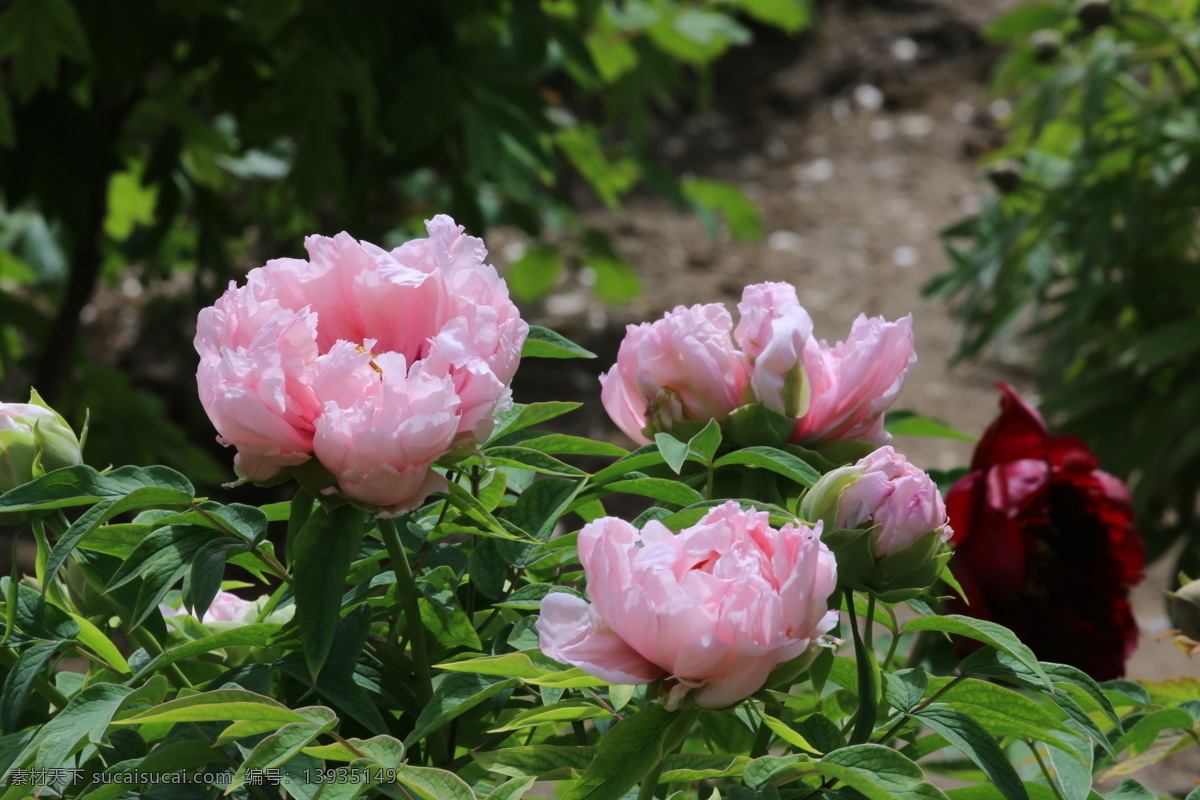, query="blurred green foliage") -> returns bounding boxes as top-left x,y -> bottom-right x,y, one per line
0,0 -> 808,486
929,0 -> 1200,570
